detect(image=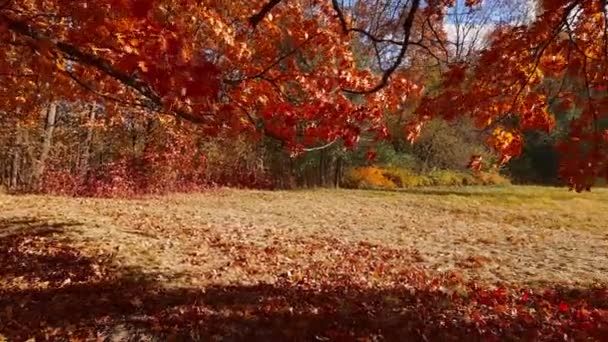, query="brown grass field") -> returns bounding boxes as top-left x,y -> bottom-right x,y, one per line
1,186 -> 607,340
